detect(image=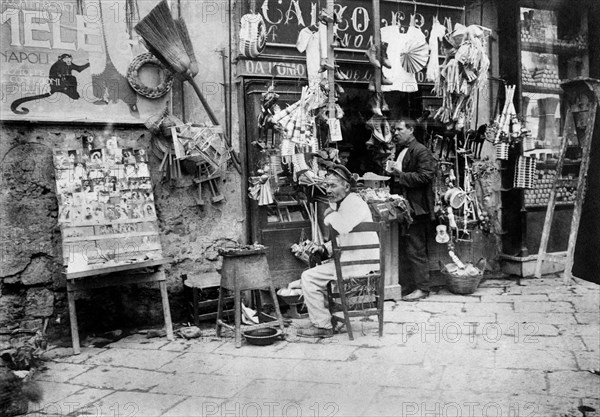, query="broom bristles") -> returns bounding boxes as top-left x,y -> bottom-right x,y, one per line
175,18 -> 199,77
135,0 -> 191,75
